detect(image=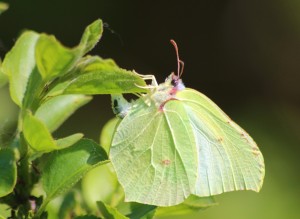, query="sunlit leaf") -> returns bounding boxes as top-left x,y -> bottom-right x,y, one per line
0,2 -> 9,15
35,95 -> 92,132
0,148 -> 17,197
100,117 -> 120,153
23,112 -> 57,152
2,31 -> 39,106
82,164 -> 123,210
97,201 -> 128,219
0,60 -> 8,88
79,19 -> 103,55
41,139 -> 108,210
55,133 -> 83,149
35,34 -> 78,80
63,56 -> 147,94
